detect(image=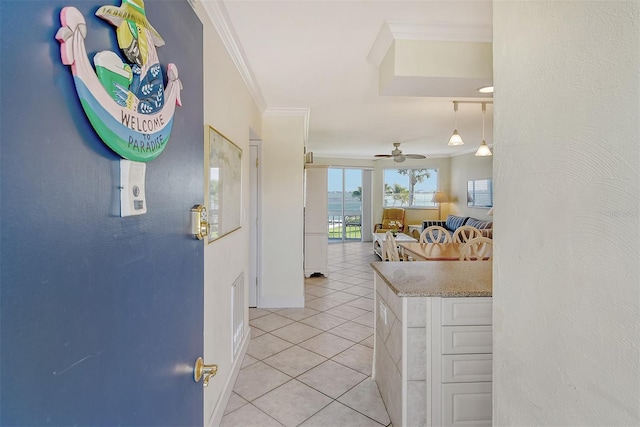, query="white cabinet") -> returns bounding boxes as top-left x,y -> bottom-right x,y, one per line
373,279 -> 492,427
304,165 -> 329,277
442,354 -> 493,383
442,382 -> 493,426
438,297 -> 493,427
